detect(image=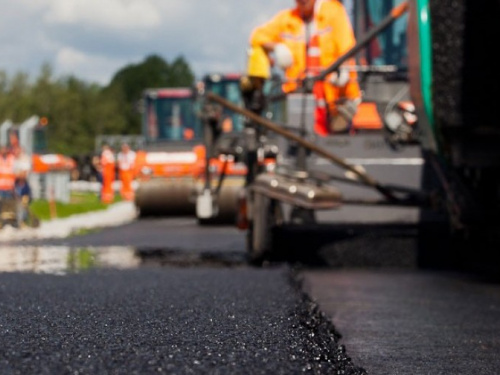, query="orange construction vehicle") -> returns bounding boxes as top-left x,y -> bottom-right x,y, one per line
134,78 -> 248,223
133,87 -> 202,216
